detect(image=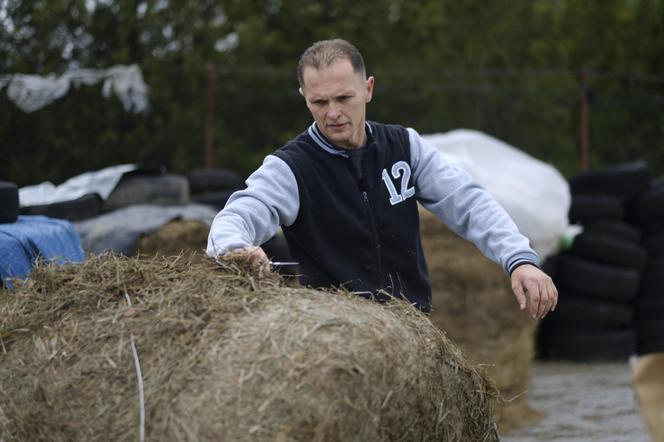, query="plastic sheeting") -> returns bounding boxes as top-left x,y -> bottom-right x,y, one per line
0,64 -> 149,113
75,204 -> 219,255
422,129 -> 571,259
19,164 -> 137,207
0,215 -> 85,288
